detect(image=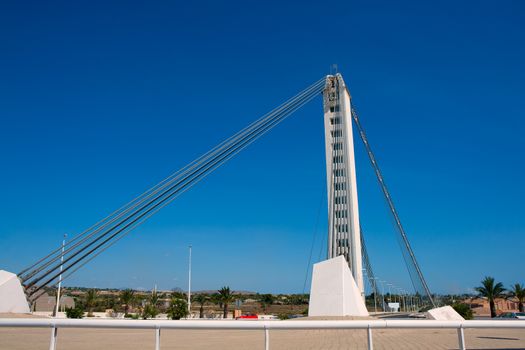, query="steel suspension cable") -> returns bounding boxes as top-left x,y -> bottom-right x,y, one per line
33,90 -> 324,299
21,78 -> 326,283
350,107 -> 436,307
22,78 -> 325,283
26,79 -> 325,295
360,229 -> 379,300
28,81 -> 323,295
